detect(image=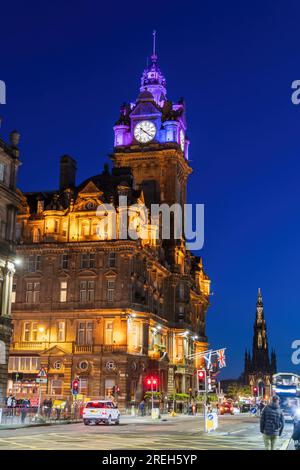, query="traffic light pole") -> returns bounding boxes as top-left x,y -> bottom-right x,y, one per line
151,380 -> 154,416
204,375 -> 208,433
